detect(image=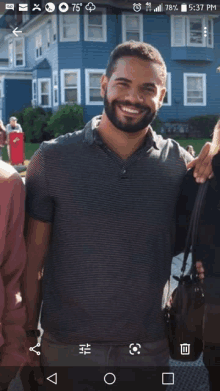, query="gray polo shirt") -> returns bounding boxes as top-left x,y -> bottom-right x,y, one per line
6,123 -> 22,135
26,115 -> 192,345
